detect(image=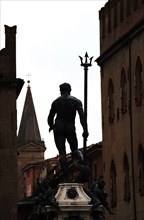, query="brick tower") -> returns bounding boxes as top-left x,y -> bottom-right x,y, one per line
0,25 -> 24,220
96,1 -> 144,220
17,82 -> 46,200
